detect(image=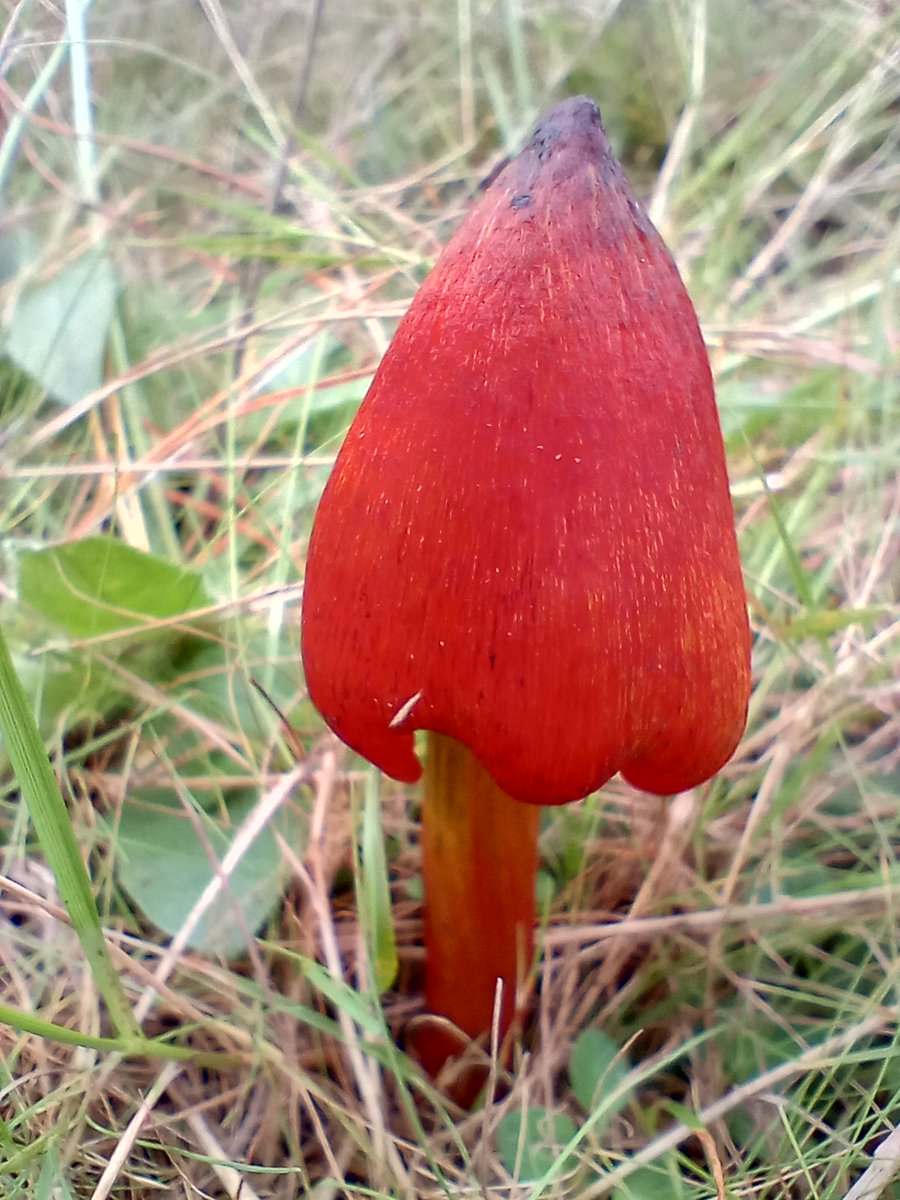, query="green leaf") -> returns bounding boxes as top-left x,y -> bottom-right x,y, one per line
663,1100 -> 705,1131
3,251 -> 117,405
19,537 -> 210,638
495,1107 -> 579,1181
612,1160 -> 688,1199
115,790 -> 293,959
140,645 -> 270,781
569,1029 -> 631,1129
13,649 -> 123,737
